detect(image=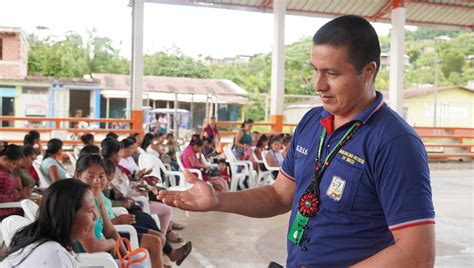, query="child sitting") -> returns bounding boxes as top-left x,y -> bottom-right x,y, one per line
217,159 -> 230,183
